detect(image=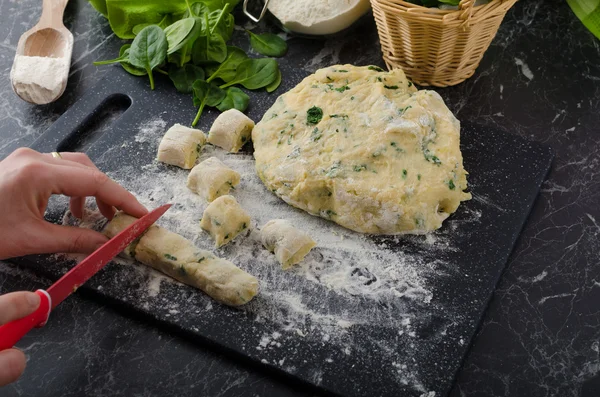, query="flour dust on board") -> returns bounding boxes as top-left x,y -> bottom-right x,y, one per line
59,117 -> 482,394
